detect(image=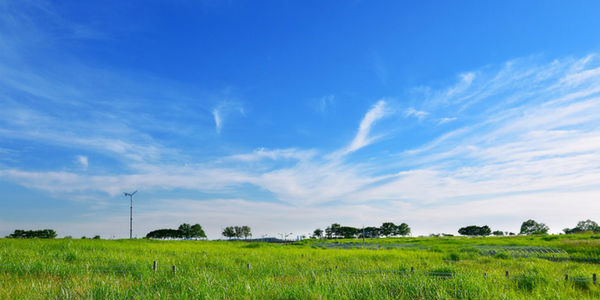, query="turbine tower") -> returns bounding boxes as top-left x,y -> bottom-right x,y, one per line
123,190 -> 137,239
